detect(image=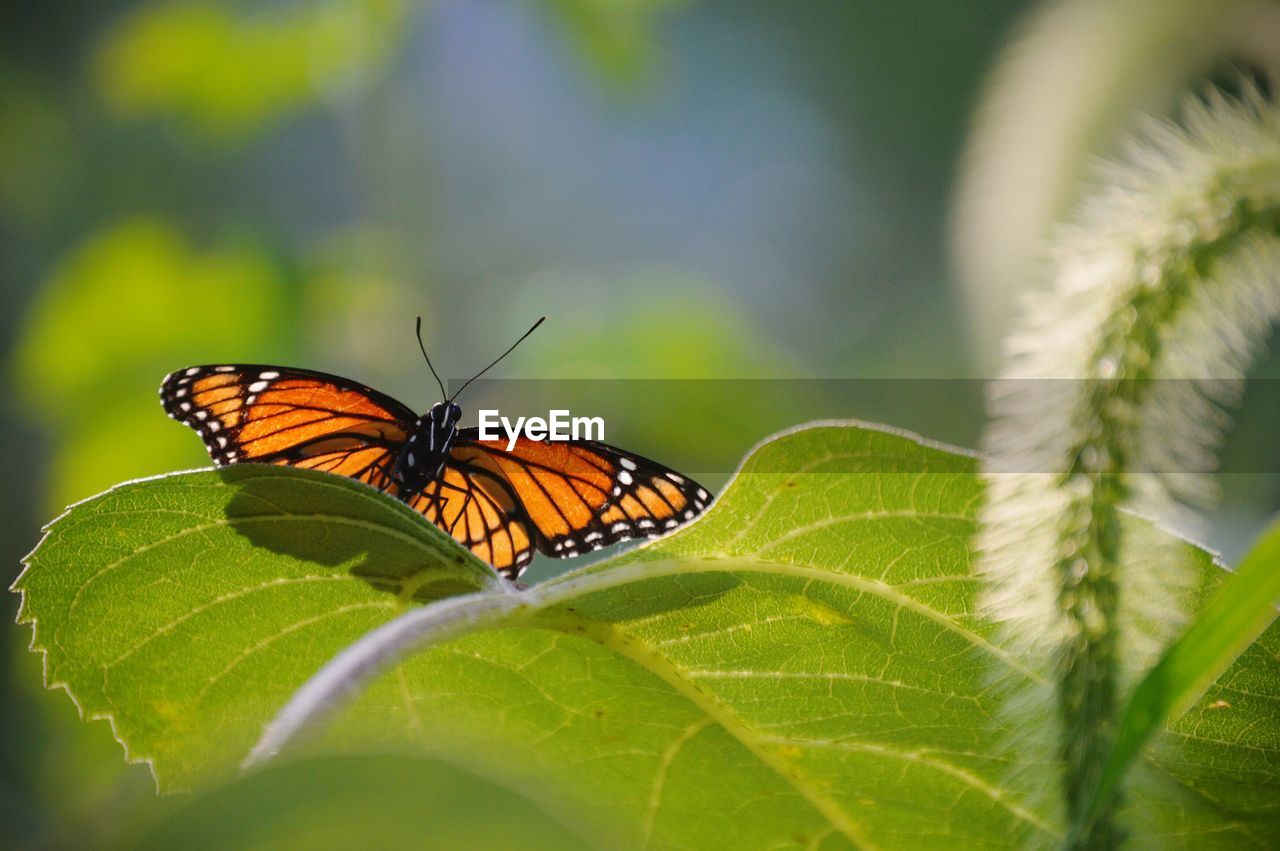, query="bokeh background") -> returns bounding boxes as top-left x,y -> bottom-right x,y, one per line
4,1 -> 1279,847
